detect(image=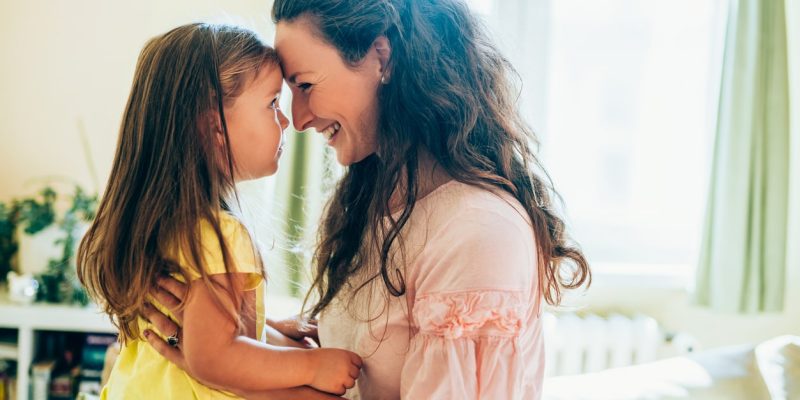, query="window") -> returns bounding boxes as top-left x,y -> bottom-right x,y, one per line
472,0 -> 726,272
